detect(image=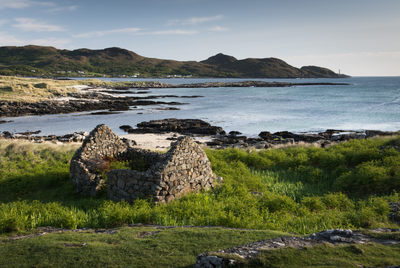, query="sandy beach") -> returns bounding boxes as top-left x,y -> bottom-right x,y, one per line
121,132 -> 212,150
